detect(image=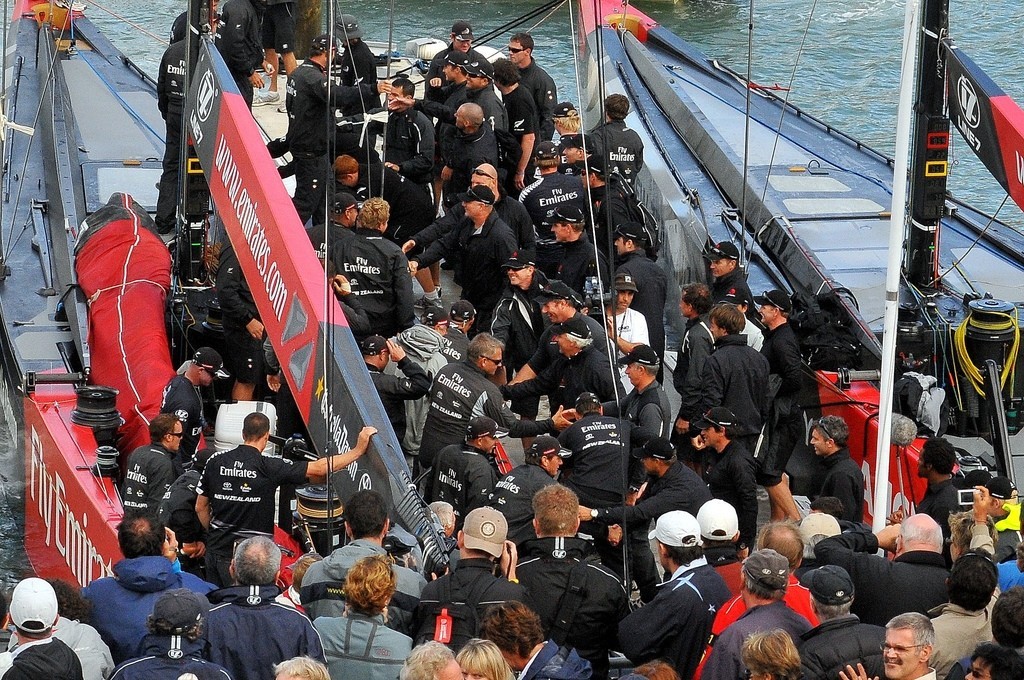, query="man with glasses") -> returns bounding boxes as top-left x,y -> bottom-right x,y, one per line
507,33 -> 557,142
160,346 -> 228,463
418,333 -> 572,470
853,613 -> 936,680
808,415 -> 864,523
981,476 -> 1021,563
121,413 -> 186,513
